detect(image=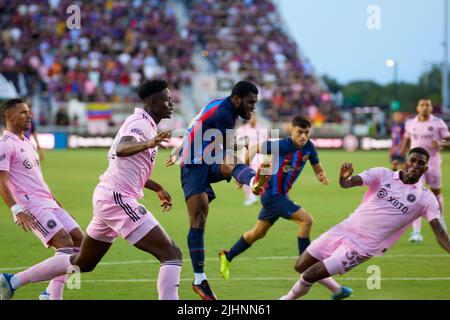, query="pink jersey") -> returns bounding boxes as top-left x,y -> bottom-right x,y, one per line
98,108 -> 158,199
0,131 -> 57,208
336,167 -> 440,255
404,115 -> 450,159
